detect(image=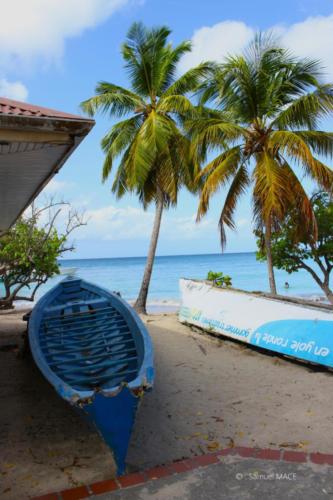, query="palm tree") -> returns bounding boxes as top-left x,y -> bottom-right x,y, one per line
190,35 -> 333,294
81,23 -> 210,313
